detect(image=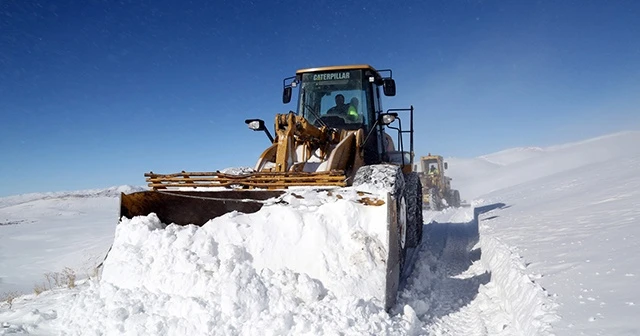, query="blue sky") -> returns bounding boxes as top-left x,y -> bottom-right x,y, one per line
1,0 -> 639,196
